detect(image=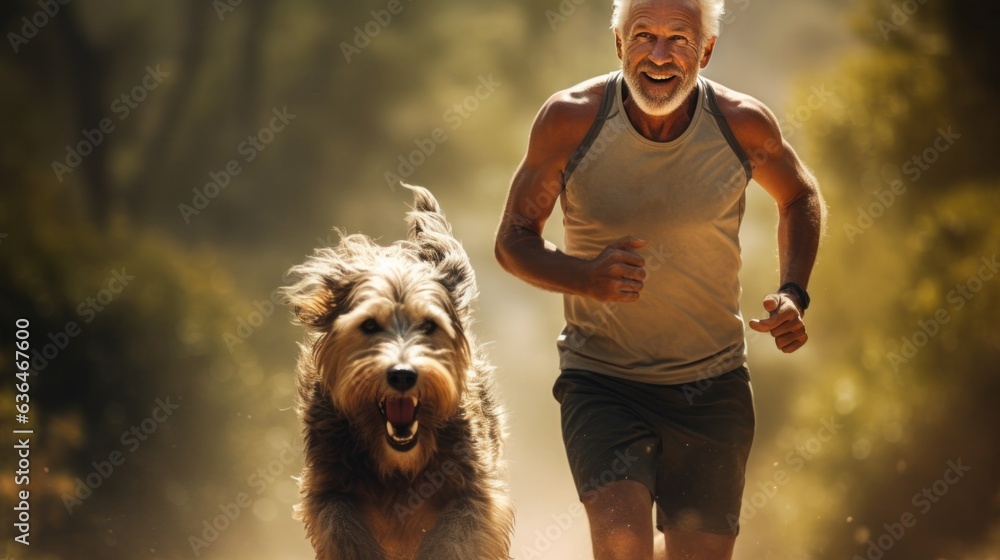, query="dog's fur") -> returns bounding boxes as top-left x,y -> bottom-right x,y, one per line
283,185 -> 513,560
